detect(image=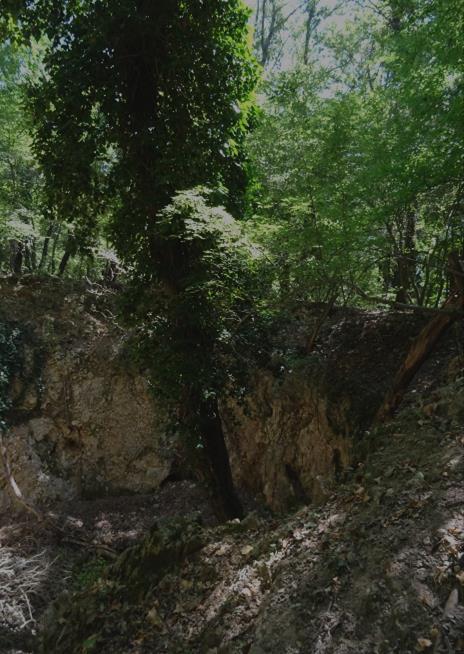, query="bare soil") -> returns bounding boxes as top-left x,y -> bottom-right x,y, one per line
30,353 -> 464,653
